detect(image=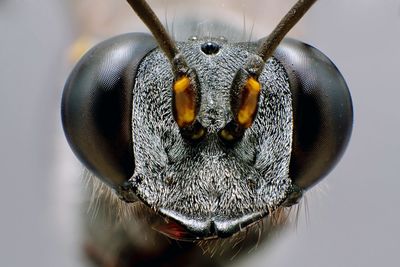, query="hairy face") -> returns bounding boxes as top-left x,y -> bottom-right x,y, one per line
131,37 -> 294,239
